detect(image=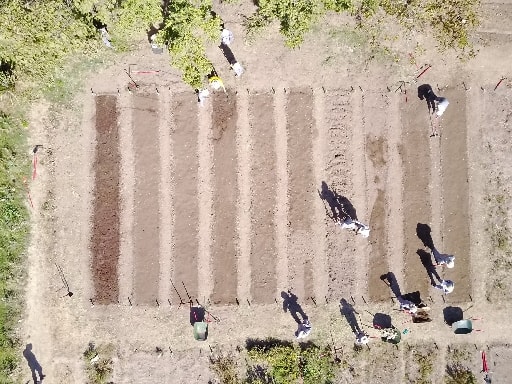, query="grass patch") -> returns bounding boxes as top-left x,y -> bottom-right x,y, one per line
210,339 -> 337,384
445,346 -> 477,384
210,351 -> 242,384
41,53 -> 112,105
484,172 -> 512,302
0,112 -> 30,383
445,363 -> 477,384
83,342 -> 115,384
405,344 -> 435,384
246,339 -> 336,384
